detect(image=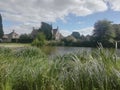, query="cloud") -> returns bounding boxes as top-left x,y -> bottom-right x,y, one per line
0,0 -> 108,22
0,0 -> 119,34
3,22 -> 41,34
108,0 -> 120,11
74,27 -> 94,36
3,25 -> 32,34
60,27 -> 94,37
59,30 -> 72,37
